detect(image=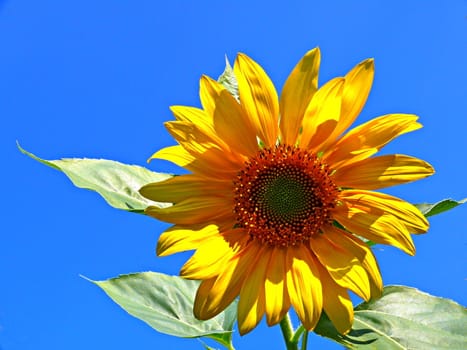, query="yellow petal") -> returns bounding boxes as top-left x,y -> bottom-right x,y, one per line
156,224 -> 222,256
310,233 -> 371,301
237,246 -> 270,335
194,241 -> 261,321
341,190 -> 429,234
181,229 -> 246,279
234,53 -> 279,147
279,48 -> 320,144
316,263 -> 354,334
324,114 -> 422,168
164,121 -> 244,172
148,145 -> 193,164
264,247 -> 291,326
321,225 -> 383,299
200,75 -> 259,157
170,105 -> 231,150
334,201 -> 416,255
194,278 -> 217,317
145,196 -> 233,225
148,145 -> 237,179
329,59 -> 375,142
199,74 -> 224,117
285,246 -> 322,330
170,105 -> 208,122
140,174 -> 232,204
333,154 -> 434,190
164,120 -> 218,153
300,77 -> 345,151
